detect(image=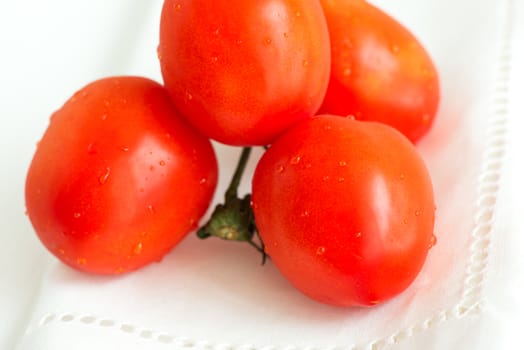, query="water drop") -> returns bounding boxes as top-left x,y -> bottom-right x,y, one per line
337,176 -> 345,183
147,204 -> 155,214
295,11 -> 301,17
134,242 -> 143,255
316,246 -> 326,255
302,60 -> 309,67
73,212 -> 81,219
343,67 -> 352,76
57,248 -> 66,255
210,56 -> 218,63
185,91 -> 193,101
87,143 -> 97,154
264,38 -> 272,45
429,234 -> 437,249
174,3 -> 181,11
338,160 -> 347,167
399,173 -> 406,180
99,167 -> 111,185
76,257 -> 87,265
159,160 -> 166,166
213,28 -> 220,36
322,175 -> 330,182
355,231 -> 362,238
323,124 -> 332,131
290,155 -> 301,165
346,114 -> 356,120
100,113 -> 108,121
390,44 -> 400,54
300,210 -> 310,218
276,165 -> 285,173
120,146 -> 129,152
415,210 -> 421,216
199,178 -> 207,185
